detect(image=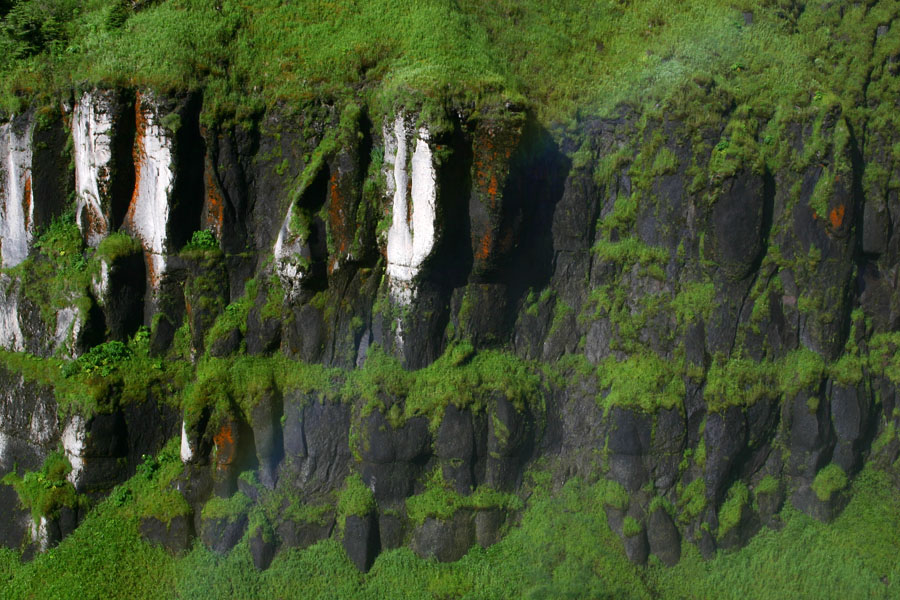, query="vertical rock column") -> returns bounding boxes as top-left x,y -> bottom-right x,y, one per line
0,117 -> 34,268
383,115 -> 440,343
124,91 -> 176,313
73,89 -> 135,249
